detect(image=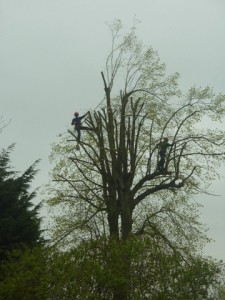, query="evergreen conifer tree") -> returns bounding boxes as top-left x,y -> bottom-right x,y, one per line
0,145 -> 42,261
